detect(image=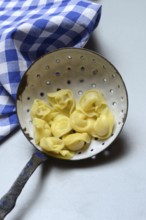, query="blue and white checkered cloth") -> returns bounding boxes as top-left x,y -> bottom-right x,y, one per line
0,0 -> 102,142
